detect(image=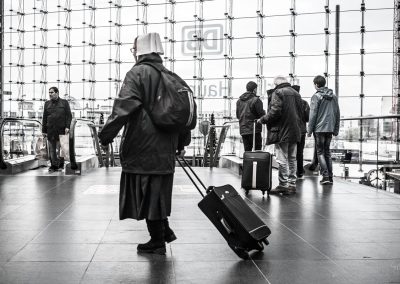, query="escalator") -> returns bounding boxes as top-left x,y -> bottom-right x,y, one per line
0,118 -> 110,175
